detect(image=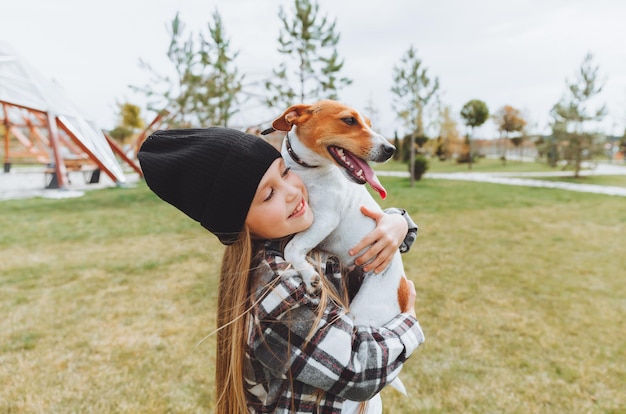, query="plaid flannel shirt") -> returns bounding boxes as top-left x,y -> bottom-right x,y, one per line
244,239 -> 425,413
